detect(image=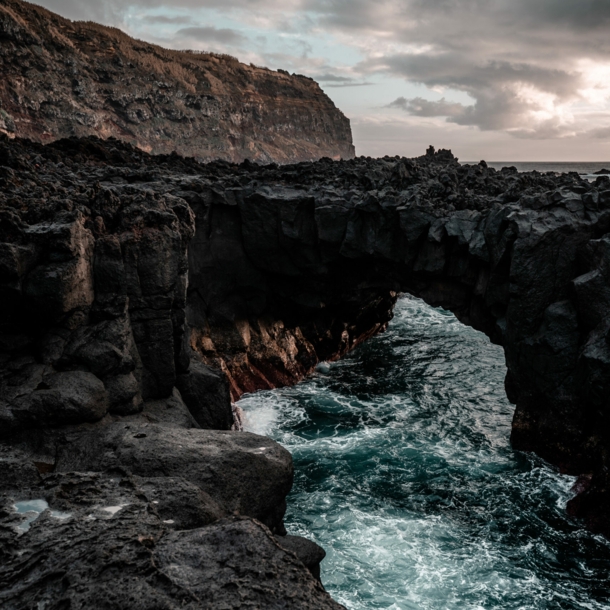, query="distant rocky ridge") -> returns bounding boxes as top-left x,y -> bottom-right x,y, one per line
0,0 -> 355,163
2,135 -> 610,606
